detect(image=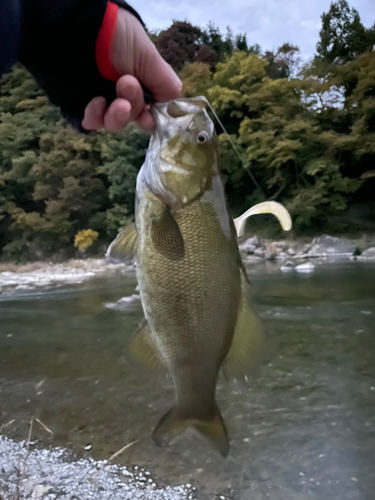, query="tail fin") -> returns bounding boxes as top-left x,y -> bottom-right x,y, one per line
151,404 -> 229,457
